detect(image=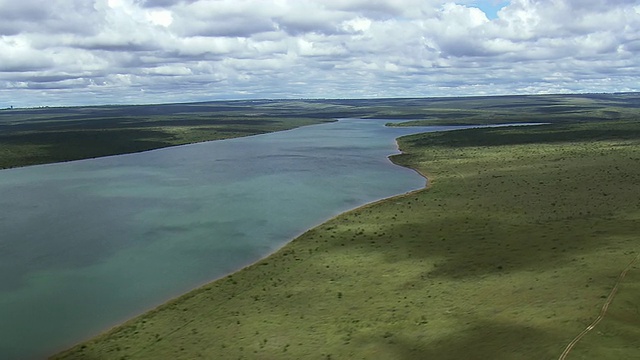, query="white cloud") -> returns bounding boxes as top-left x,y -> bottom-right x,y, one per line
341,17 -> 372,33
0,0 -> 638,107
0,36 -> 54,72
147,9 -> 173,27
